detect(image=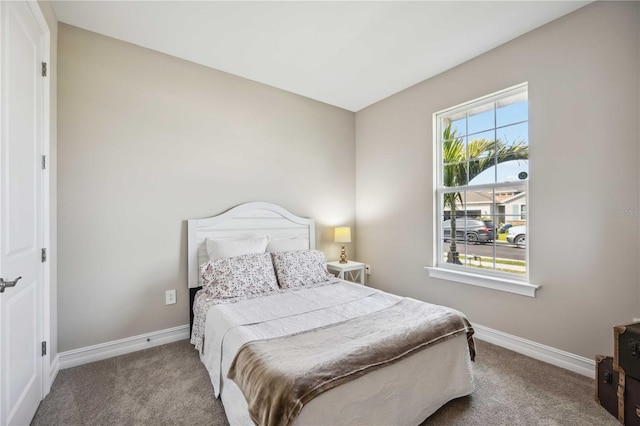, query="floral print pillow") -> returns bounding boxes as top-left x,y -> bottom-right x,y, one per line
200,252 -> 279,298
271,250 -> 333,289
